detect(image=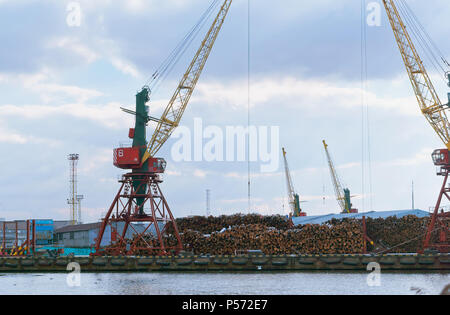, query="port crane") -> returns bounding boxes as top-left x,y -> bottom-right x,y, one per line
94,0 -> 233,256
382,0 -> 449,252
282,148 -> 305,218
323,140 -> 358,214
